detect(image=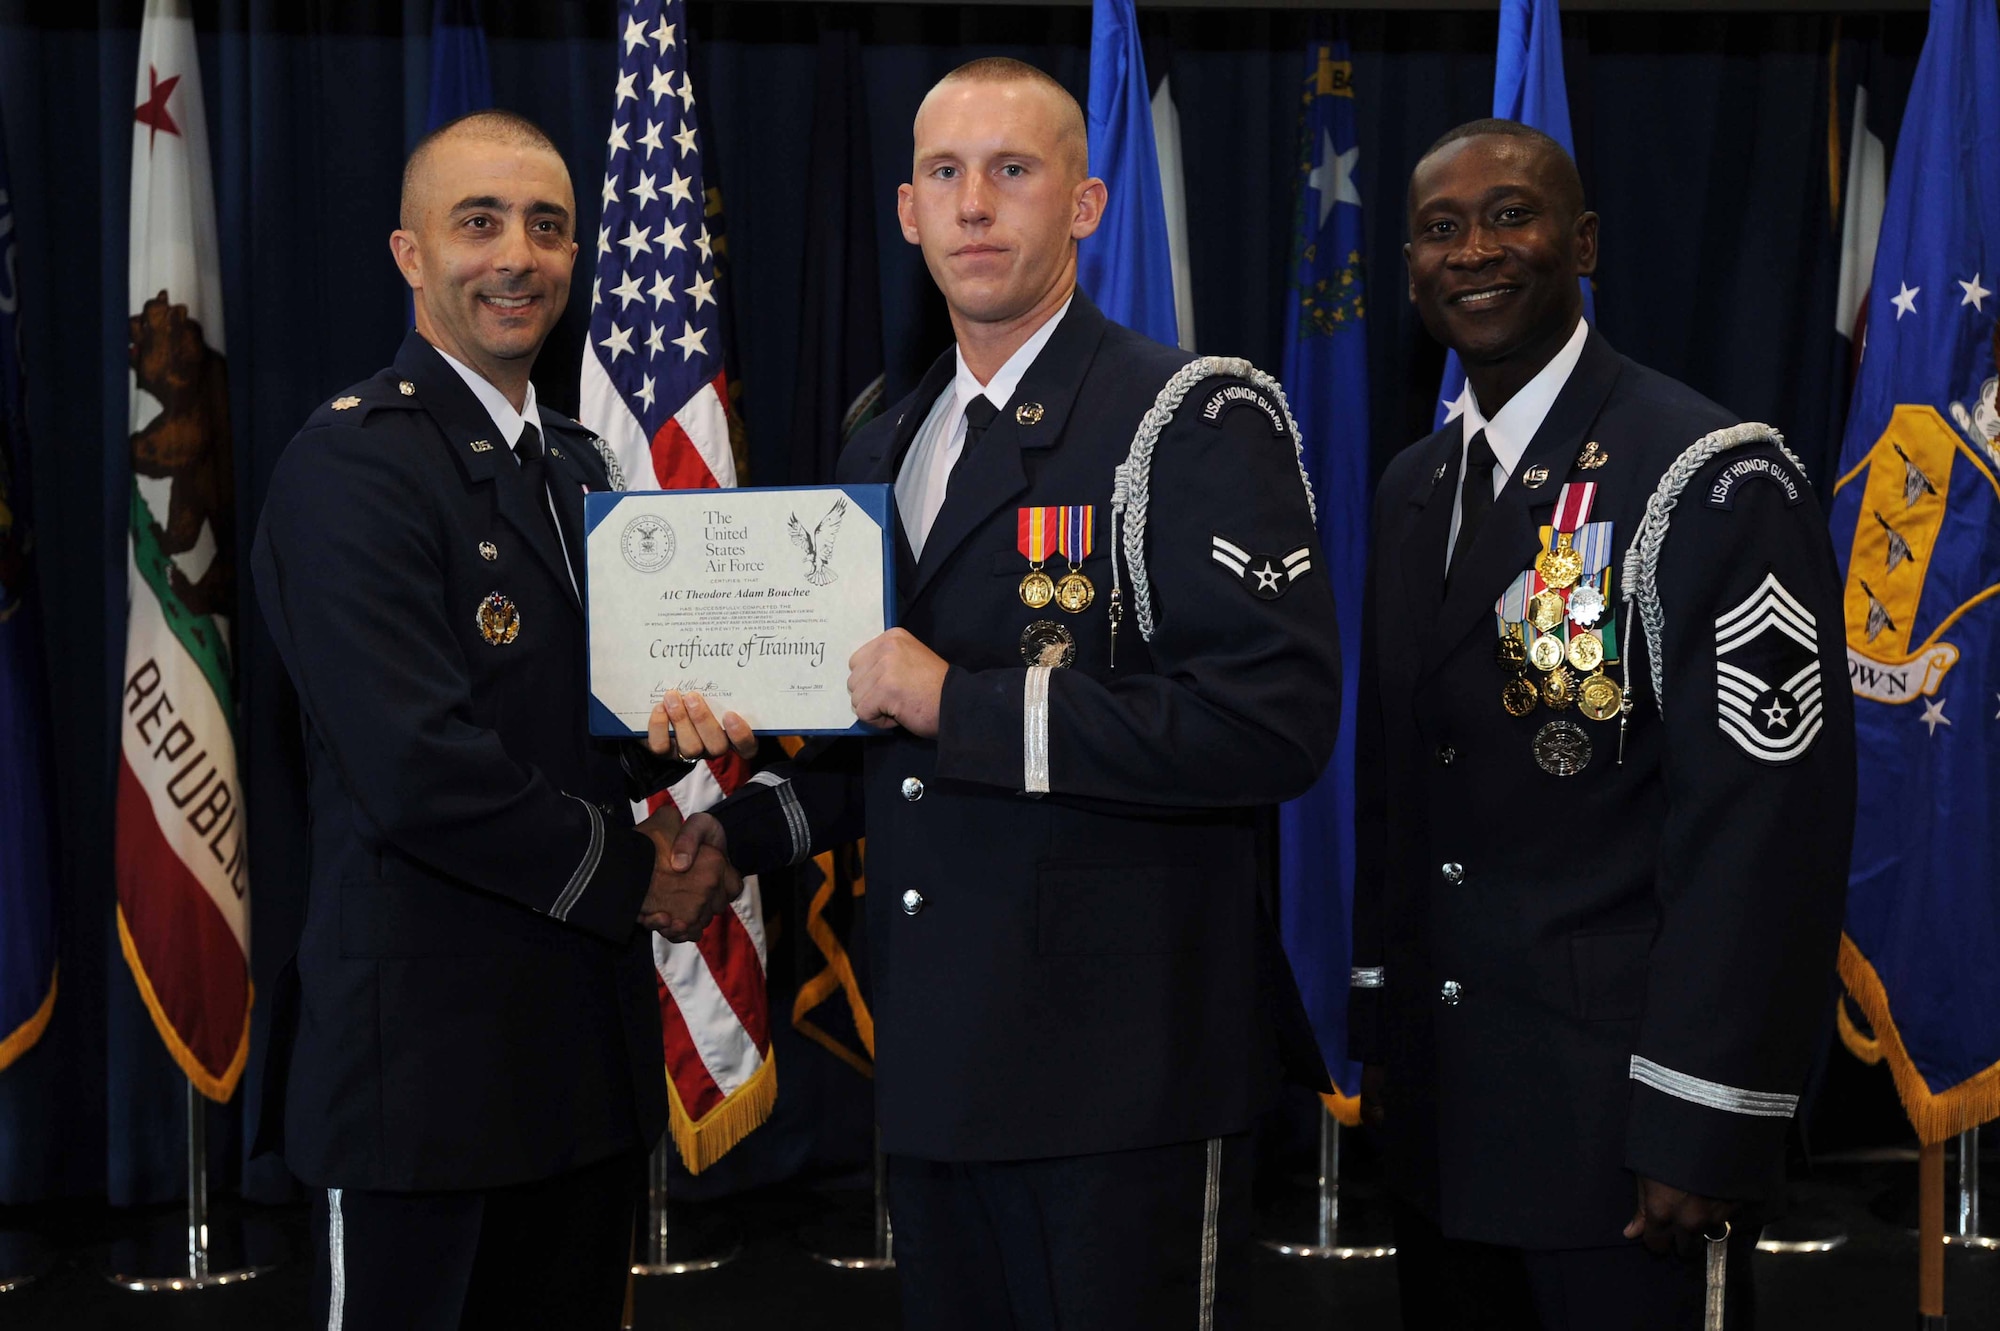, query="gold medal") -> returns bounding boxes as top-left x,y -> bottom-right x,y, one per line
1536,533 -> 1583,590
1019,619 -> 1076,668
1020,570 -> 1055,609
1566,630 -> 1604,673
1528,590 -> 1566,633
1501,675 -> 1539,717
1529,633 -> 1566,672
1541,664 -> 1577,710
1578,671 -> 1623,722
476,591 -> 520,646
1053,570 -> 1095,613
1495,628 -> 1527,671
1532,717 -> 1592,776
